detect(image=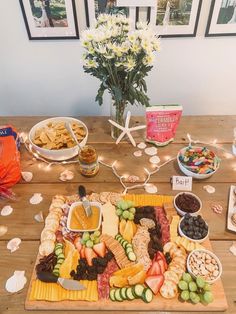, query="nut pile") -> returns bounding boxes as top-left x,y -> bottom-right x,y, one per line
188,251 -> 220,282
